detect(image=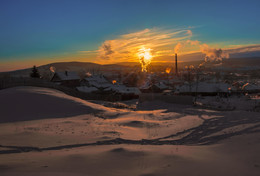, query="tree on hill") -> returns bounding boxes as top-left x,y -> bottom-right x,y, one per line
30,65 -> 40,78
